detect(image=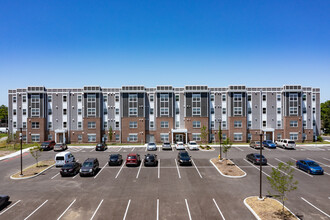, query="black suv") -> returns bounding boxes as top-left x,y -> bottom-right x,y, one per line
41,141 -> 56,151
108,154 -> 123,166
177,151 -> 192,166
60,162 -> 81,177
144,154 -> 158,166
96,143 -> 108,151
80,158 -> 99,177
